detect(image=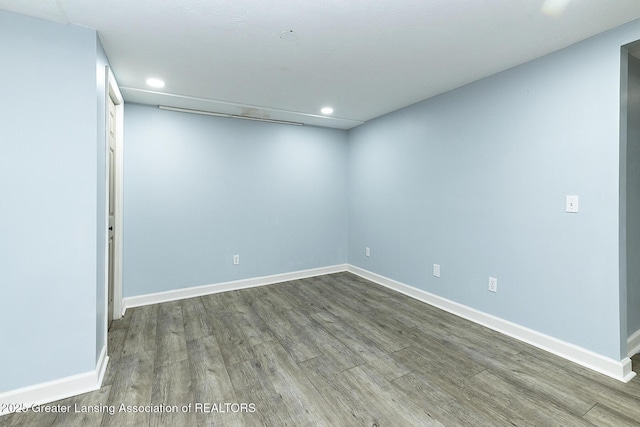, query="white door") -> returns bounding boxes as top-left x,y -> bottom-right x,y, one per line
108,93 -> 117,327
